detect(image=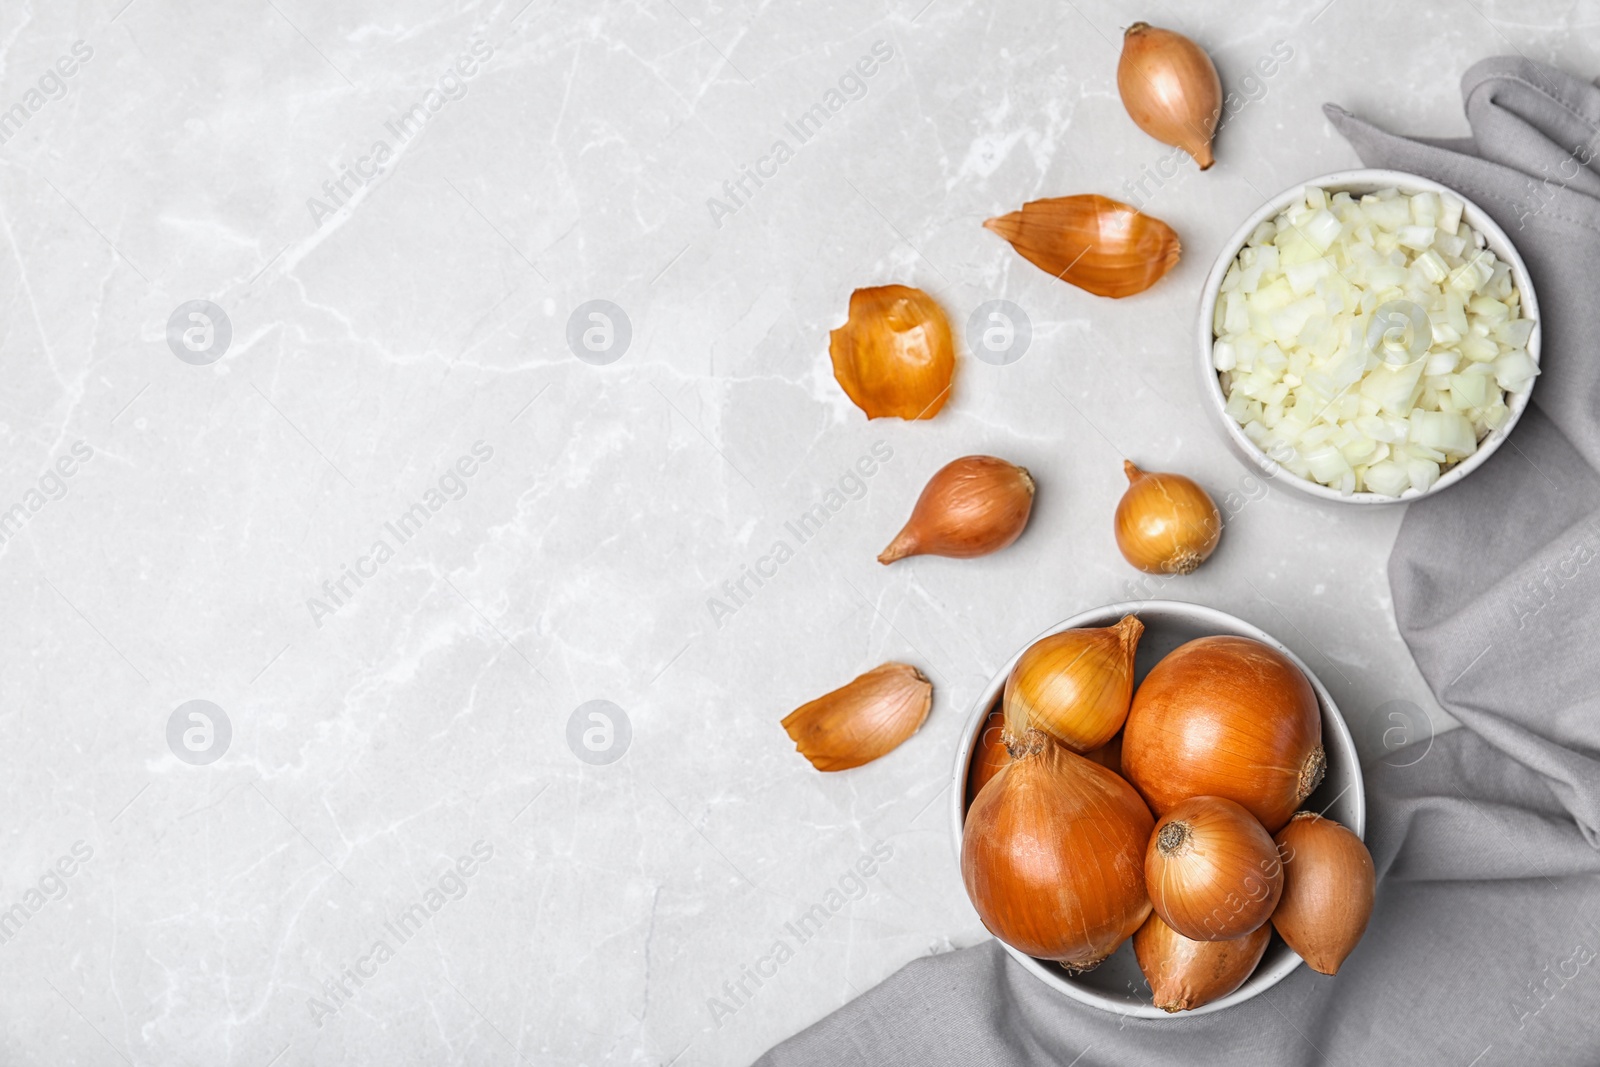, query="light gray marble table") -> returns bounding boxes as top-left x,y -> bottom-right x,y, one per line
2,1 -> 1592,1063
